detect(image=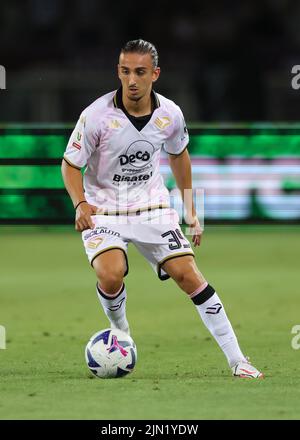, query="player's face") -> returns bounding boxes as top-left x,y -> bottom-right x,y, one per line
118,52 -> 160,102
